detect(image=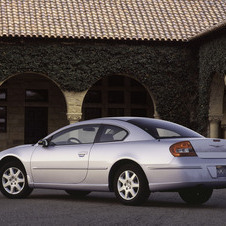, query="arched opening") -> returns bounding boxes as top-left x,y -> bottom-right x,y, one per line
82,75 -> 155,120
208,73 -> 224,138
0,73 -> 68,150
221,75 -> 226,138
